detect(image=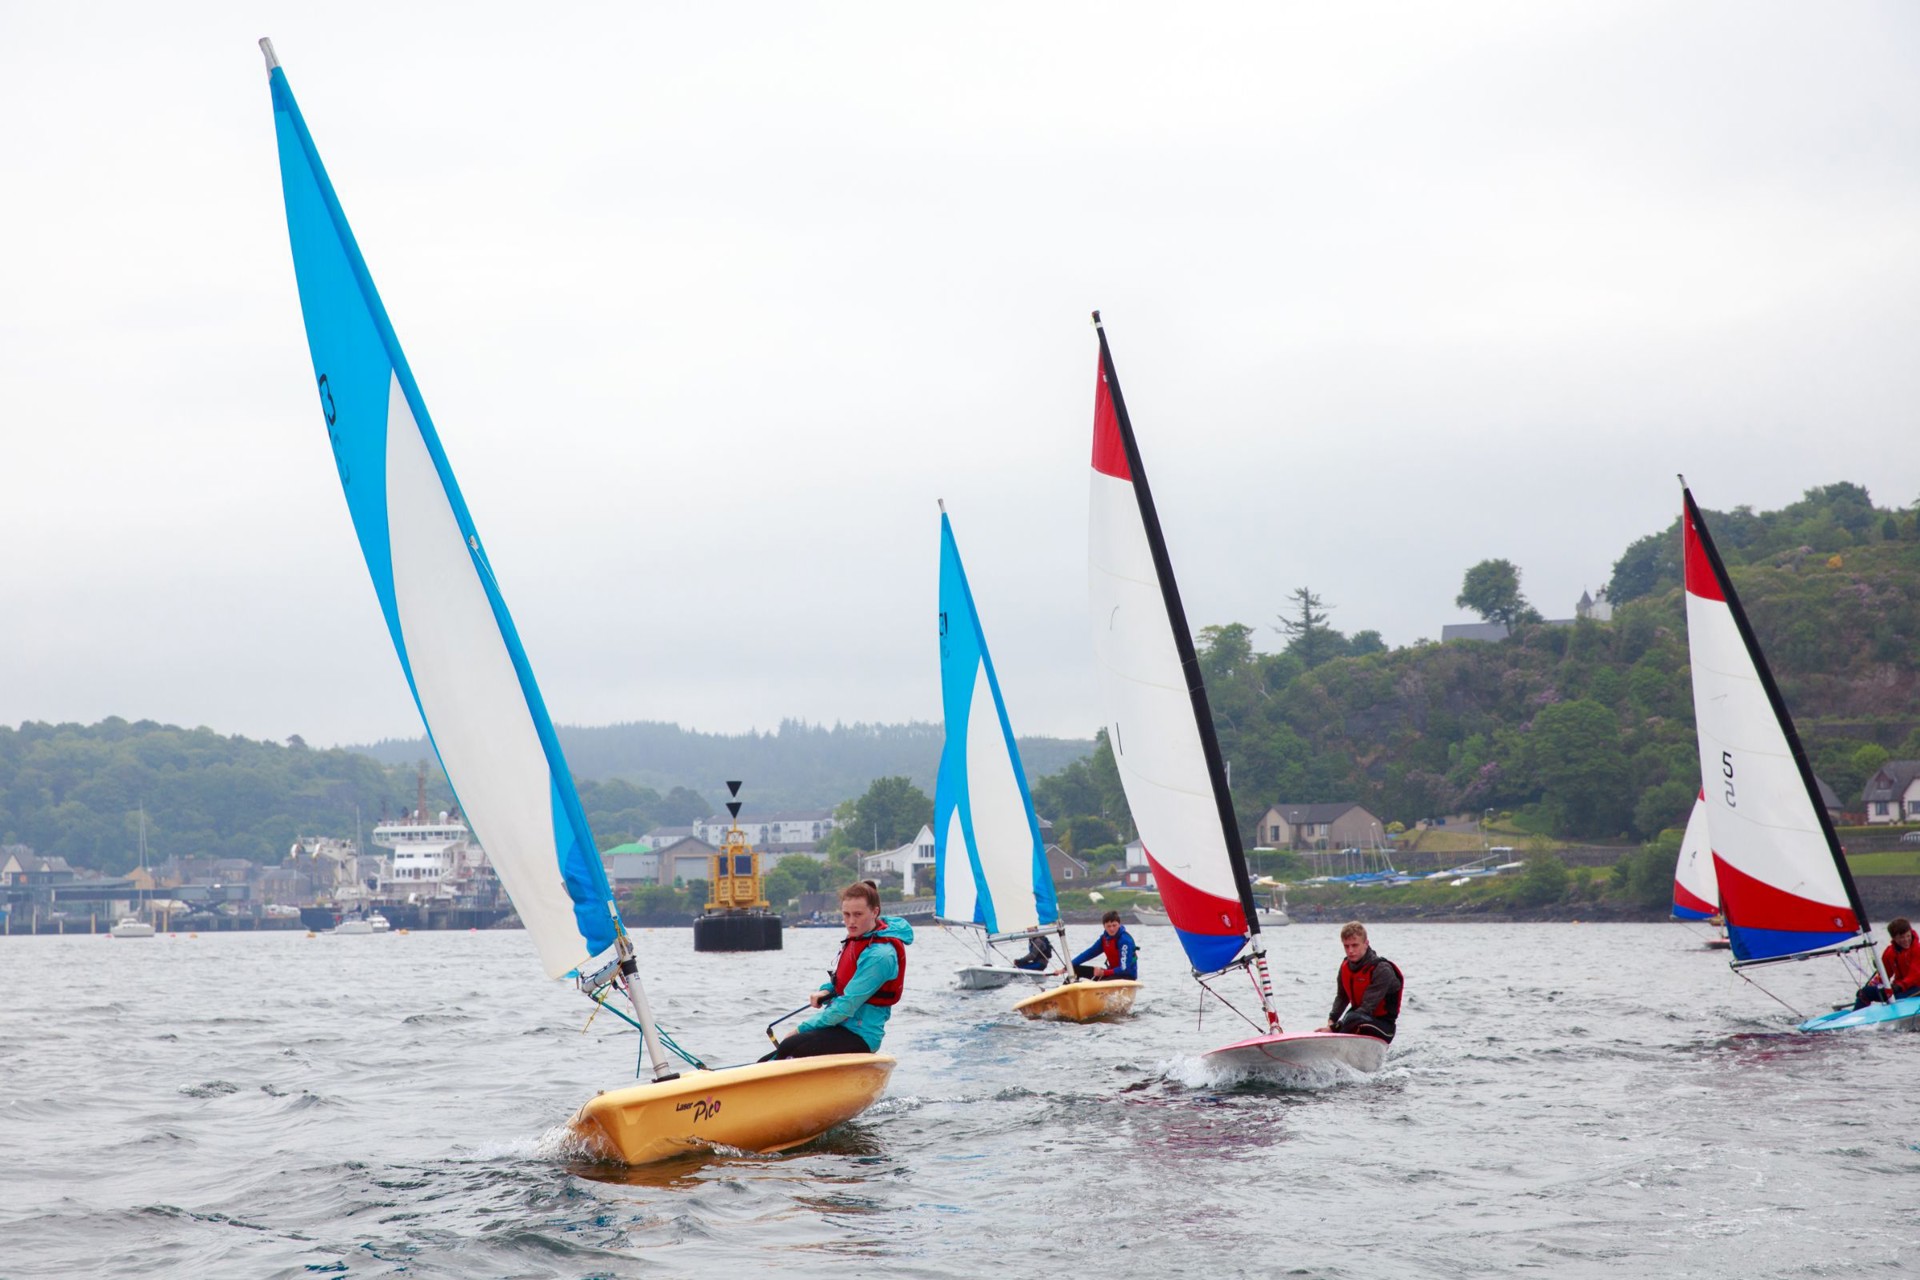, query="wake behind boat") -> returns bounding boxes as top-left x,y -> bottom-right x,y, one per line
263,39 -> 892,1164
